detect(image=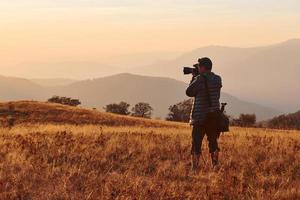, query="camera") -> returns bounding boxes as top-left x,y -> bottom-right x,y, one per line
183,64 -> 199,75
